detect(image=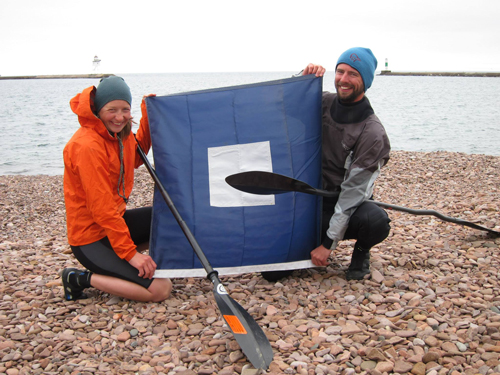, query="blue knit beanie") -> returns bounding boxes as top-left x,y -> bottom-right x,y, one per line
94,76 -> 132,114
336,47 -> 378,91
